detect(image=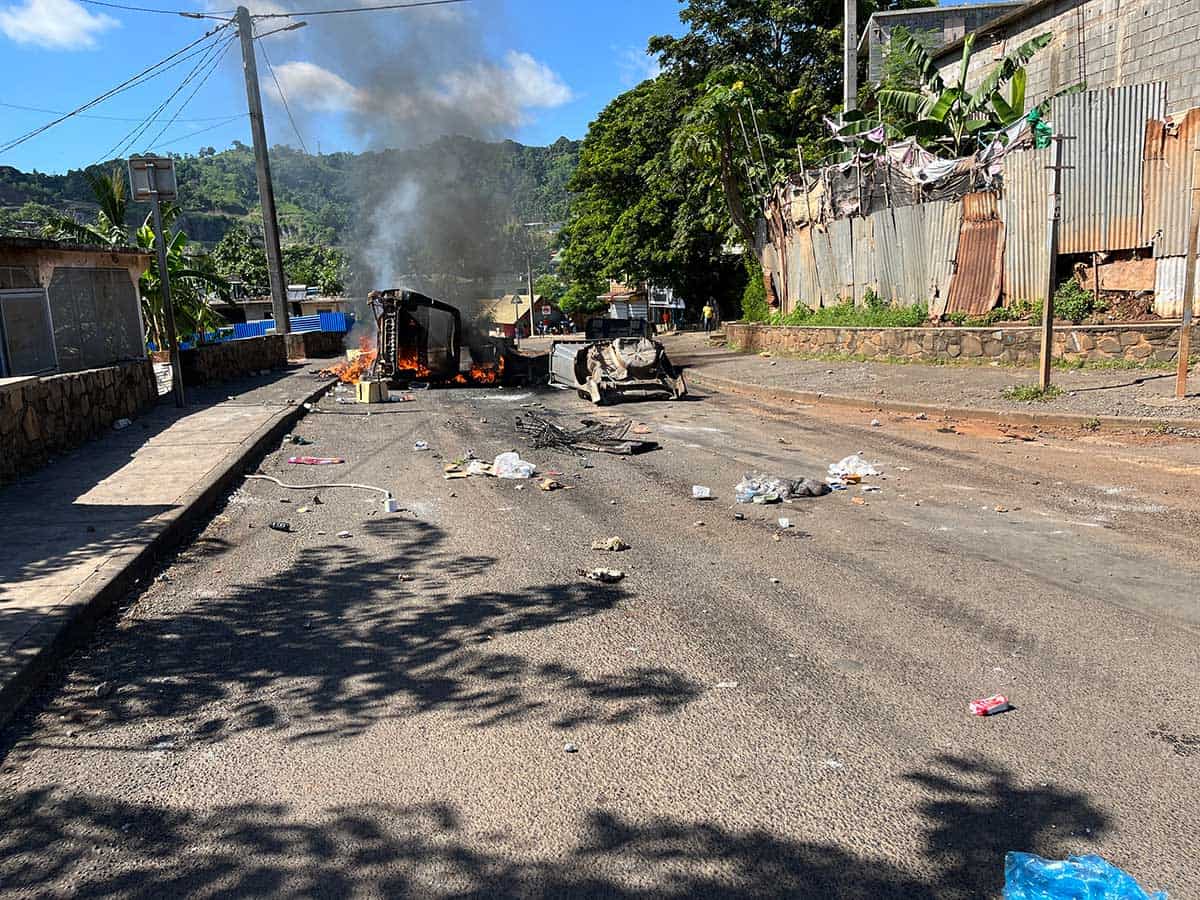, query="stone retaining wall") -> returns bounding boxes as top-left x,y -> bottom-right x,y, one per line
726,322 -> 1199,365
180,335 -> 287,386
0,360 -> 157,483
285,331 -> 345,360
